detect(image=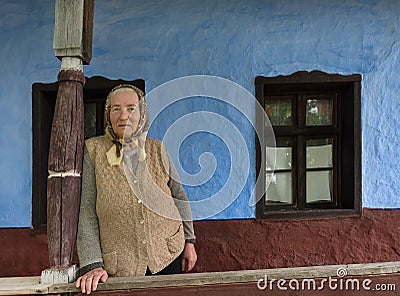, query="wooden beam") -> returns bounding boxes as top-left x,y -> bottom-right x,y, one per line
50,261 -> 400,293
53,0 -> 94,64
0,276 -> 50,295
3,262 -> 400,295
